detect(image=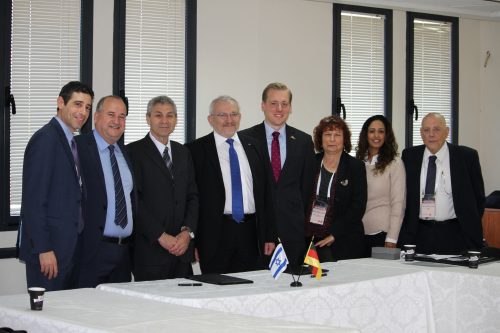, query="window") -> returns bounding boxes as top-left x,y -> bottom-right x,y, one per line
333,5 -> 392,151
0,0 -> 92,229
406,13 -> 458,147
114,0 -> 196,145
